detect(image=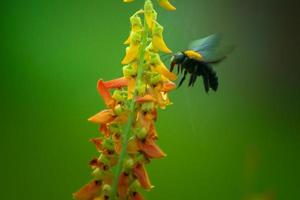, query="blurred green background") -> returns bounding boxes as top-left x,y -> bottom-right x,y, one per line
1,0 -> 299,199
